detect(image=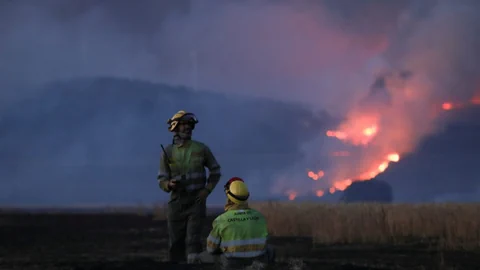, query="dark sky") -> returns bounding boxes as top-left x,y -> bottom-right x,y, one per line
1,0 -> 480,206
